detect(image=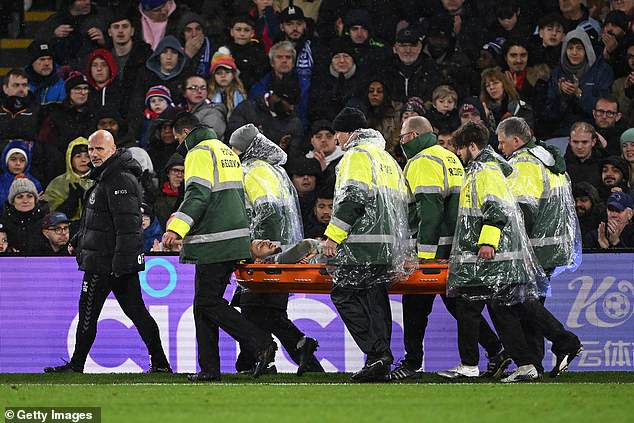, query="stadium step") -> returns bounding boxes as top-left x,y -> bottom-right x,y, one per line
0,9 -> 55,73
